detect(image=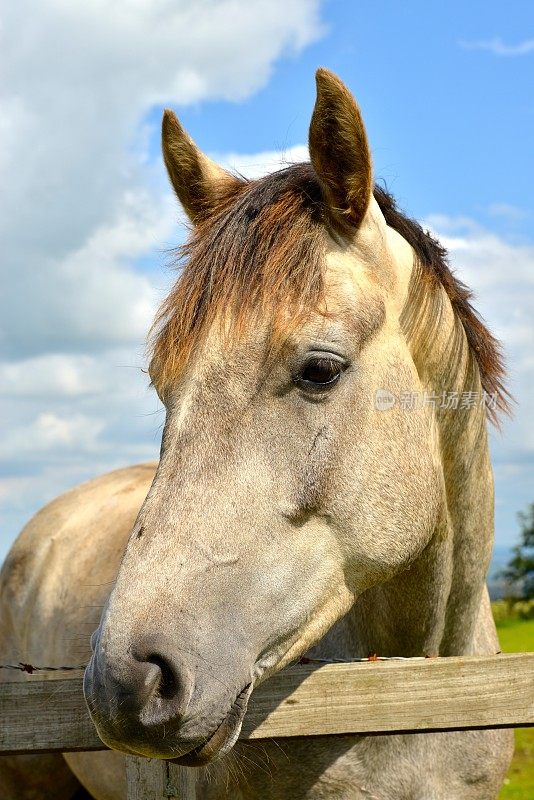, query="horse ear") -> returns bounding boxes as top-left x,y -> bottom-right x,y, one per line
162,109 -> 236,222
309,69 -> 372,234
